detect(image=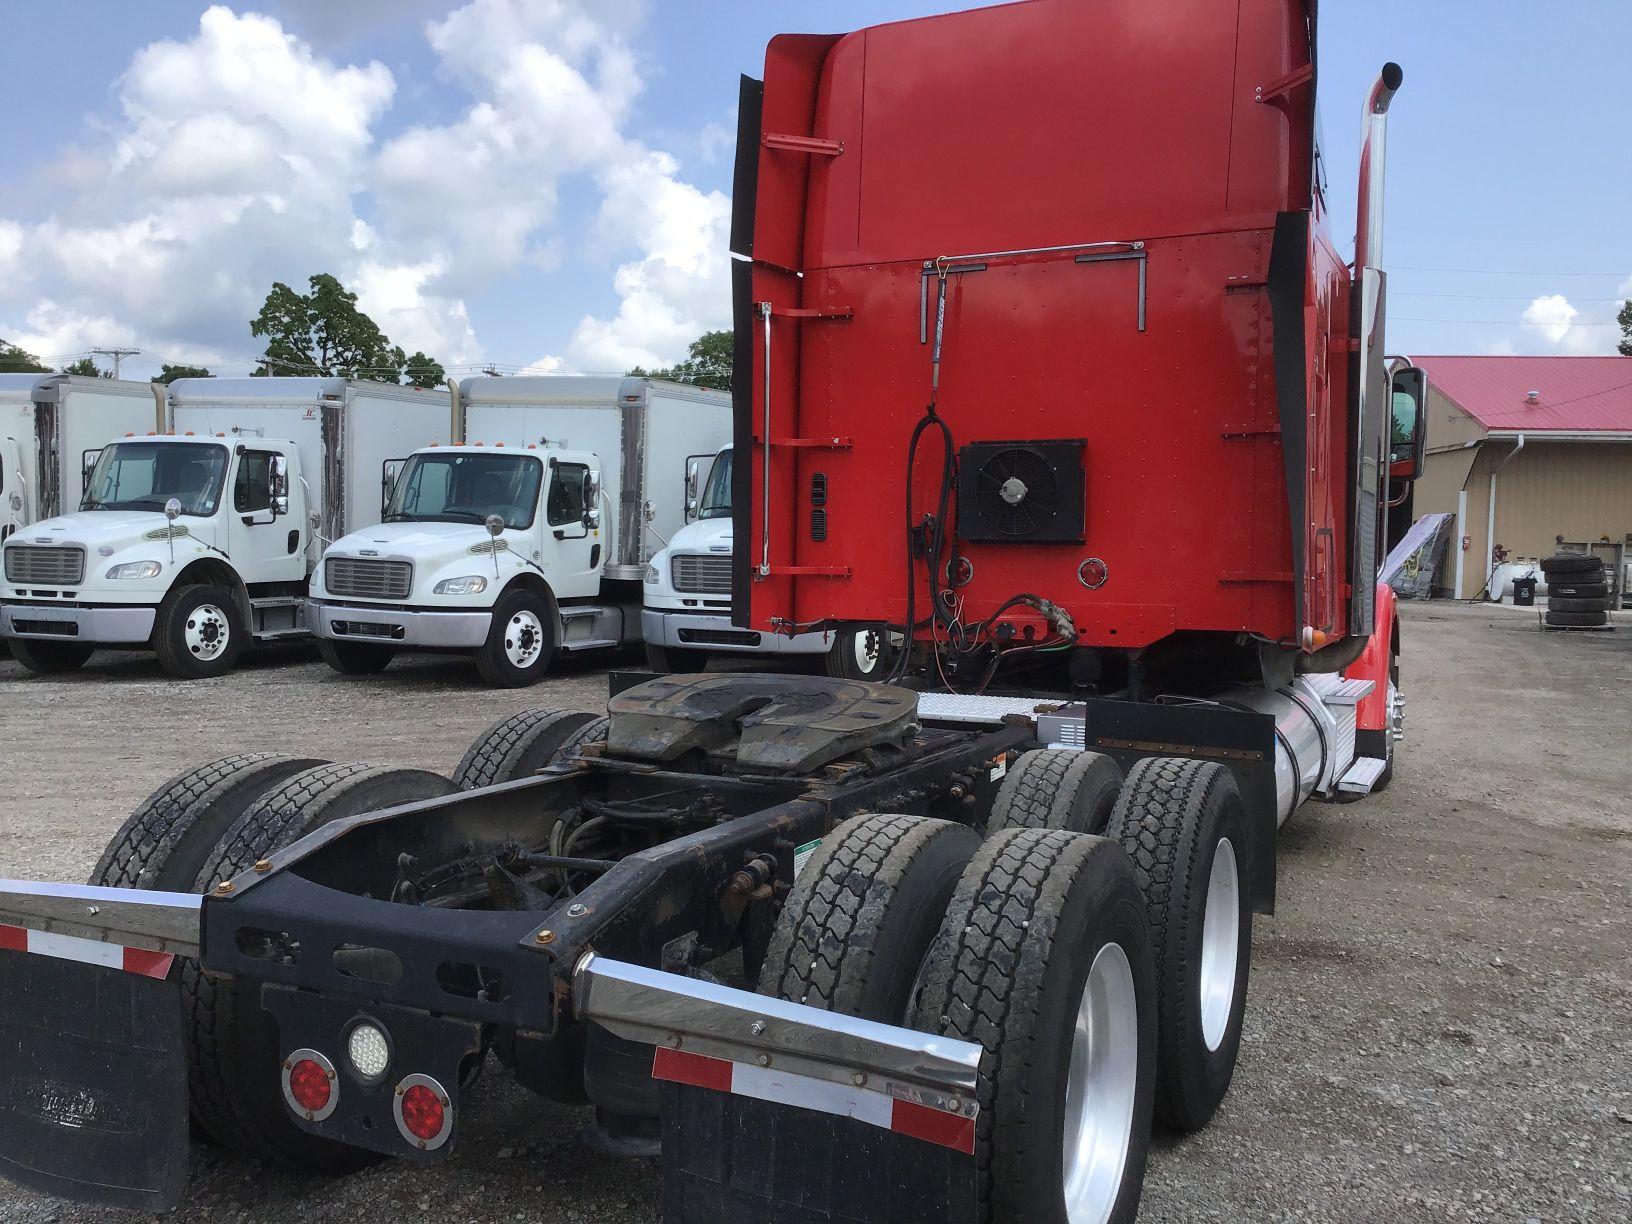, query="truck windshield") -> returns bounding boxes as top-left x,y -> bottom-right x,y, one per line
80,441 -> 228,517
697,448 -> 732,519
385,452 -> 544,529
